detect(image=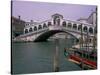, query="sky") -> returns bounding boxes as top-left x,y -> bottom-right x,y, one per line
12,1 -> 96,22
